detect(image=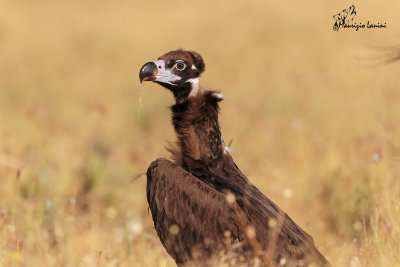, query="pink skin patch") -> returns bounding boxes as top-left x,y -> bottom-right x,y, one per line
153,60 -> 181,84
